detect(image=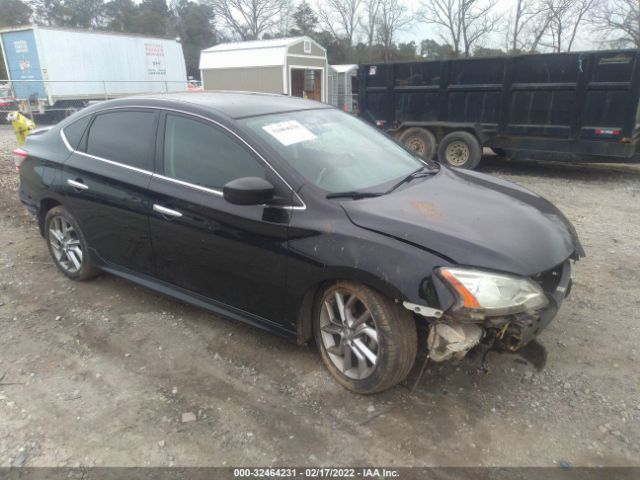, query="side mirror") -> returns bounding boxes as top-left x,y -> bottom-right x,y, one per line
223,177 -> 275,206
